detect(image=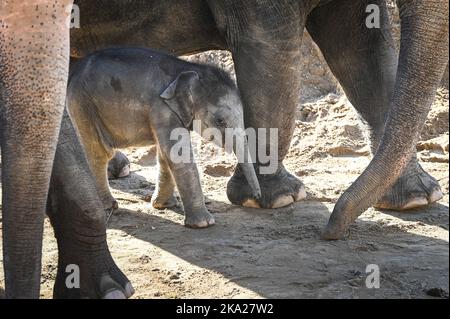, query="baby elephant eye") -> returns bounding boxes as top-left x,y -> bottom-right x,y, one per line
215,118 -> 226,127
